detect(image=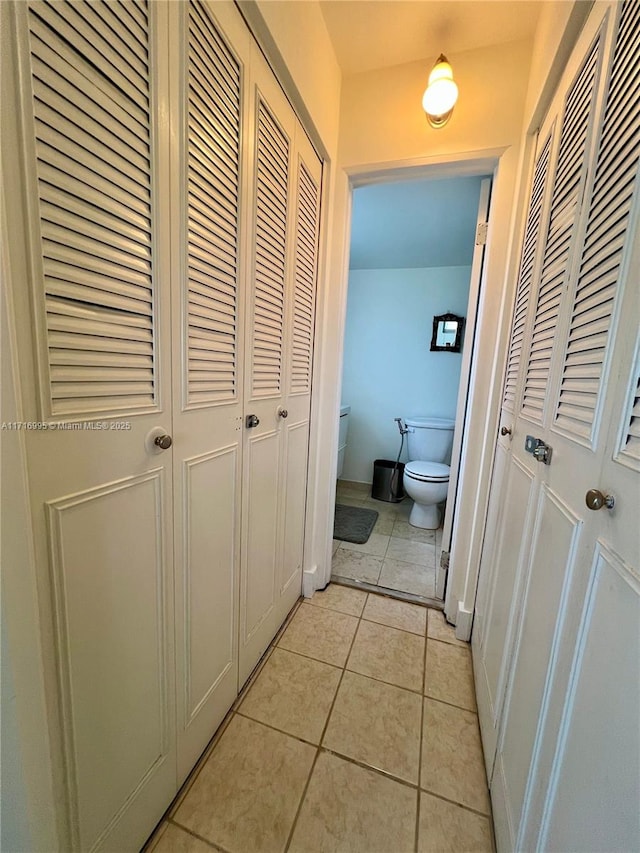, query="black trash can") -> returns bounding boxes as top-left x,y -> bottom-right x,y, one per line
371,459 -> 405,503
